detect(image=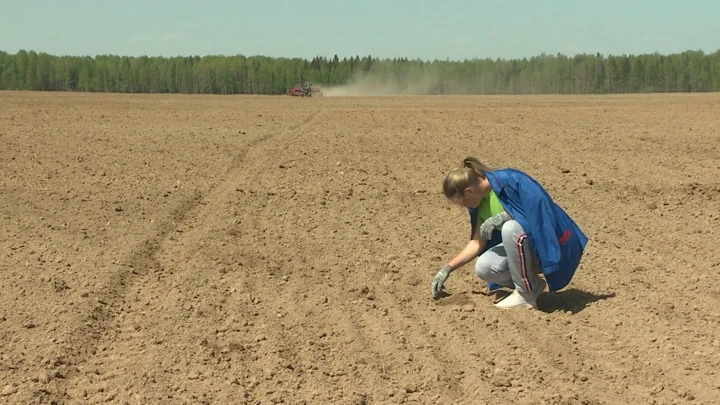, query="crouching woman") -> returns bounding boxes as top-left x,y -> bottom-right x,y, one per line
431,157 -> 589,309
